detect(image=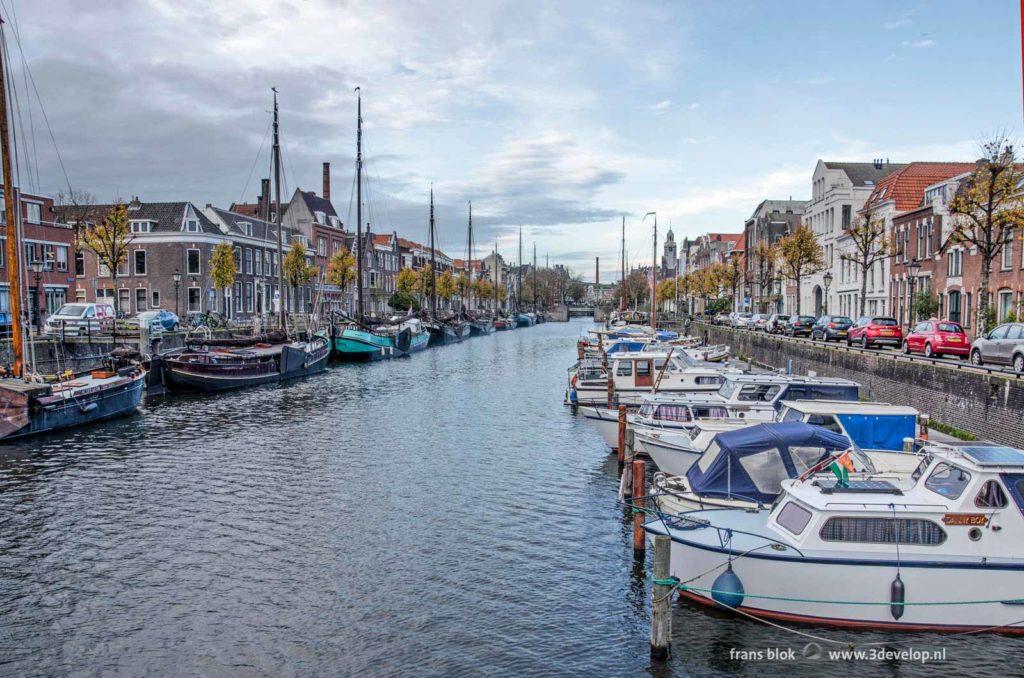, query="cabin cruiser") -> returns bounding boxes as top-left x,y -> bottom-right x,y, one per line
646,442 -> 1024,633
571,351 -> 739,406
651,373 -> 860,414
777,400 -> 919,462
